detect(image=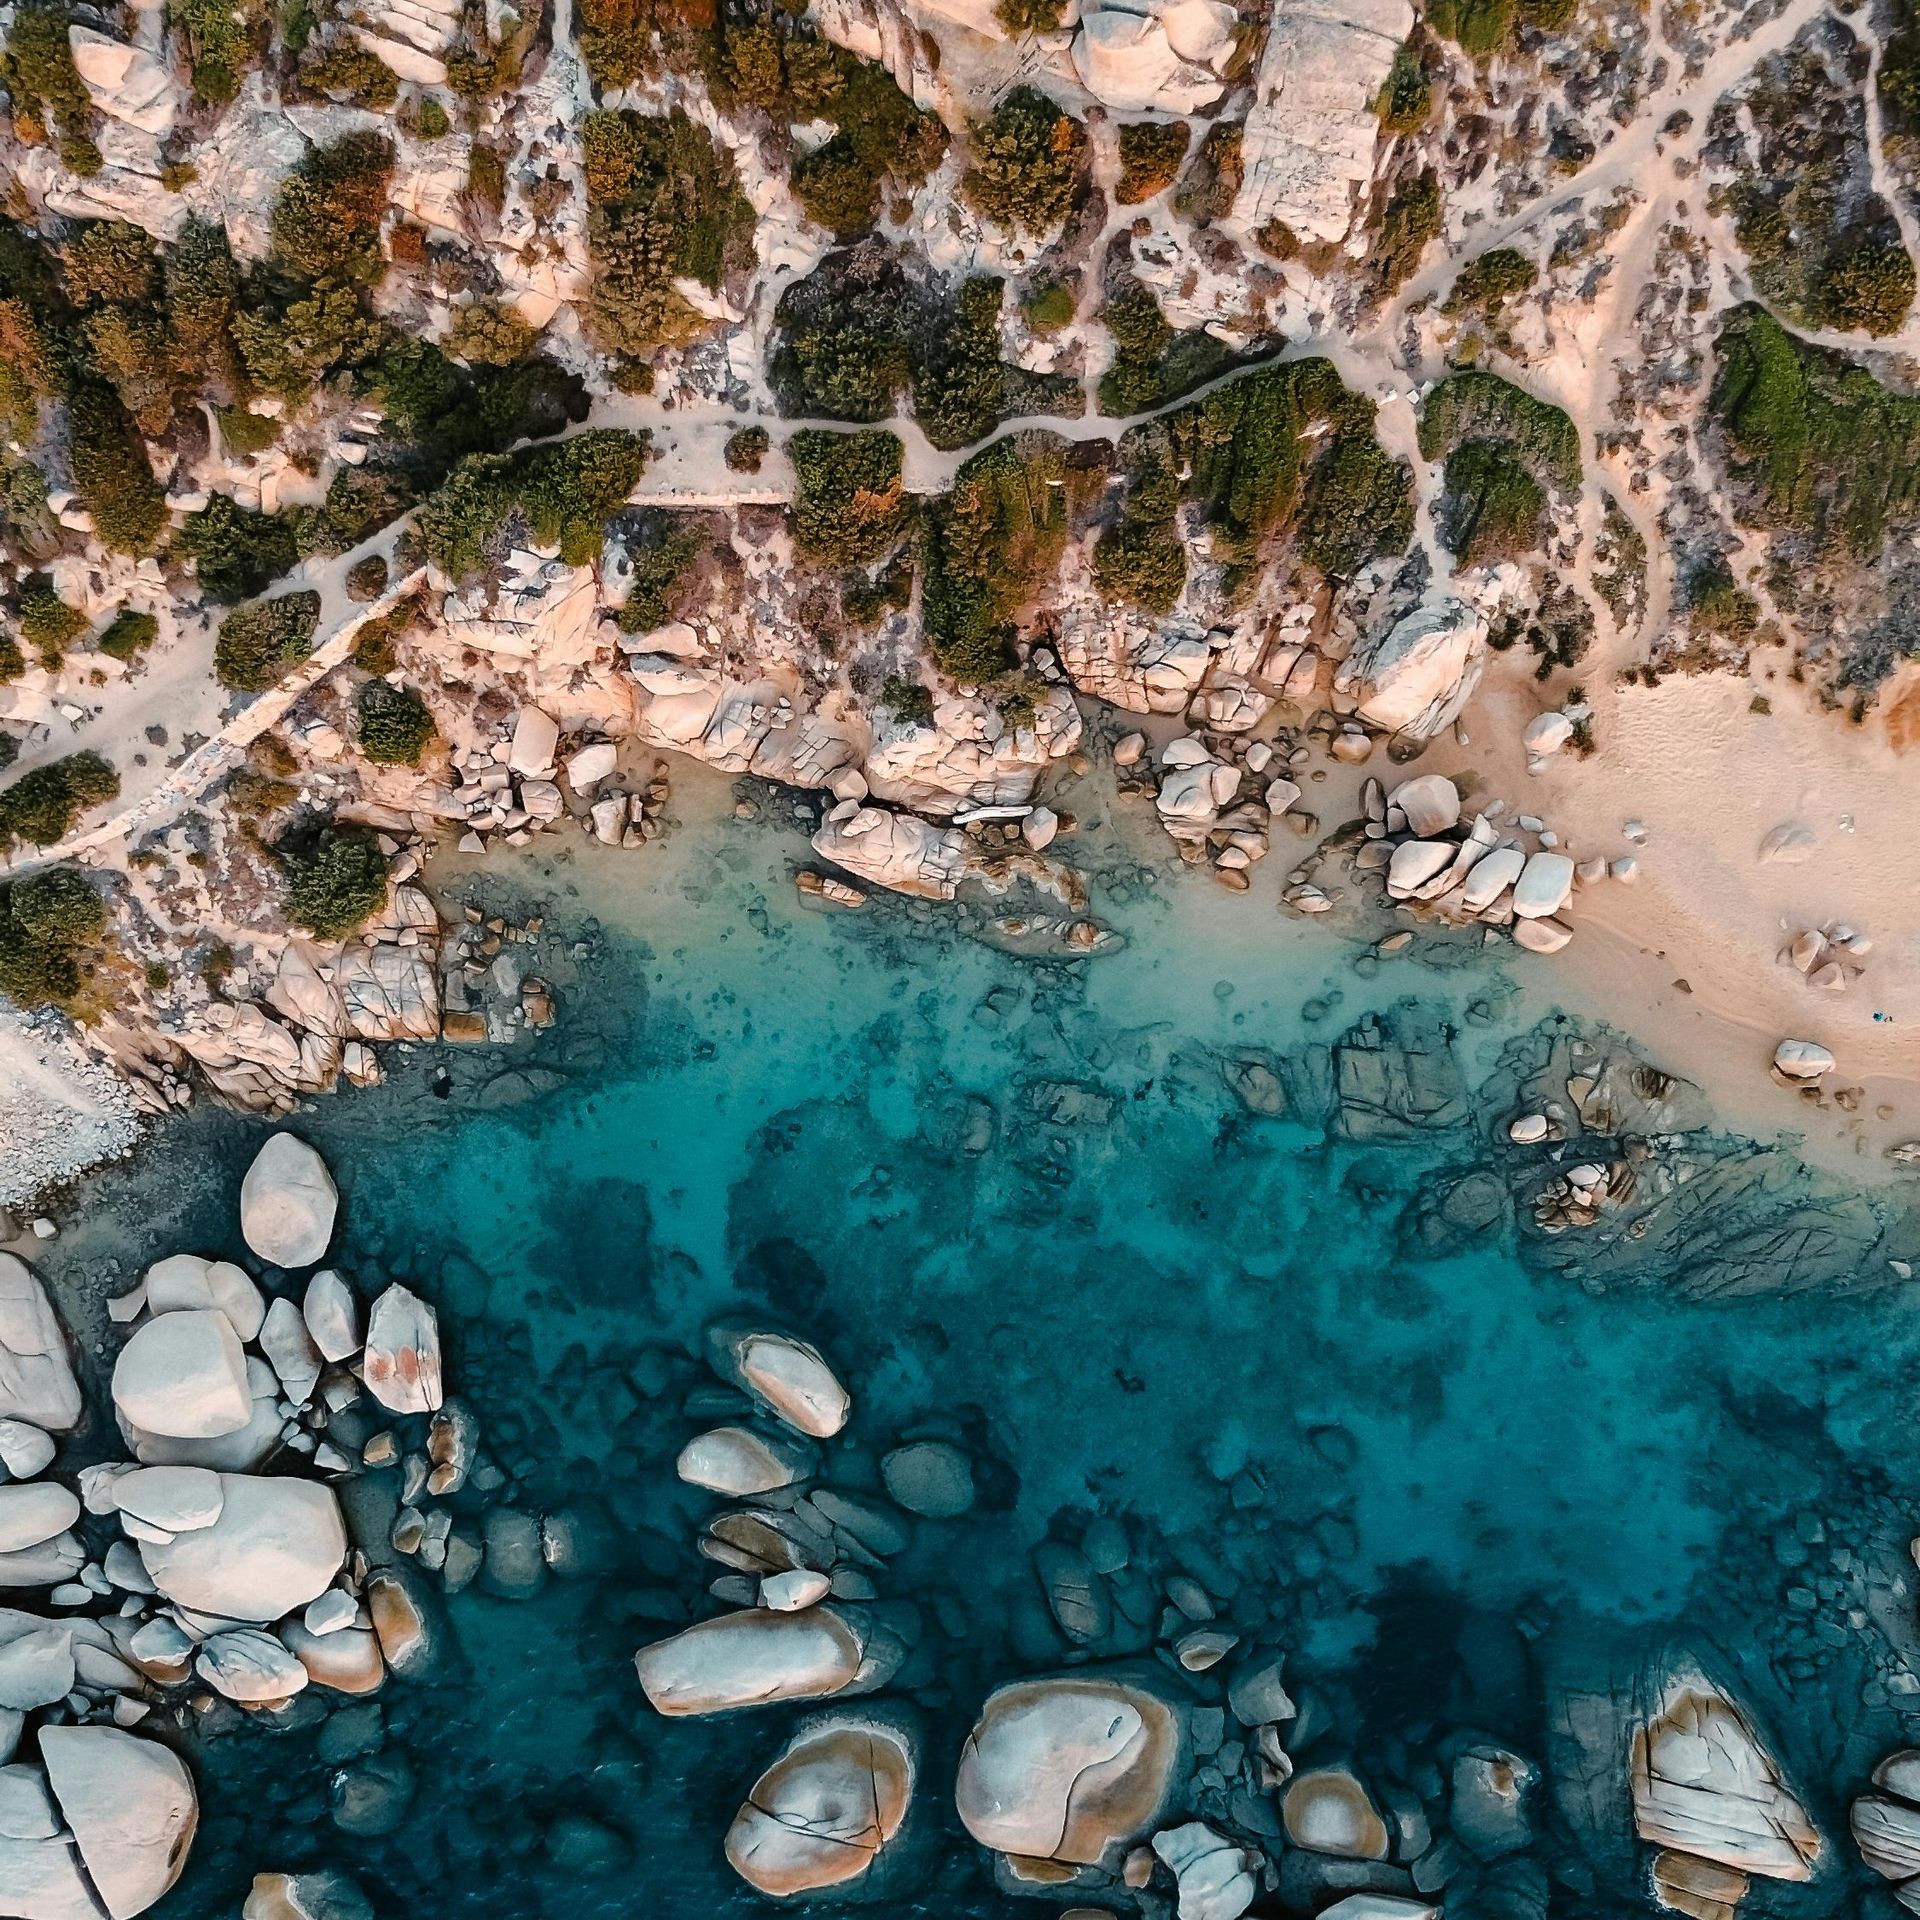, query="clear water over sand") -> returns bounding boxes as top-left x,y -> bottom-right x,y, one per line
52,773 -> 1920,1919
